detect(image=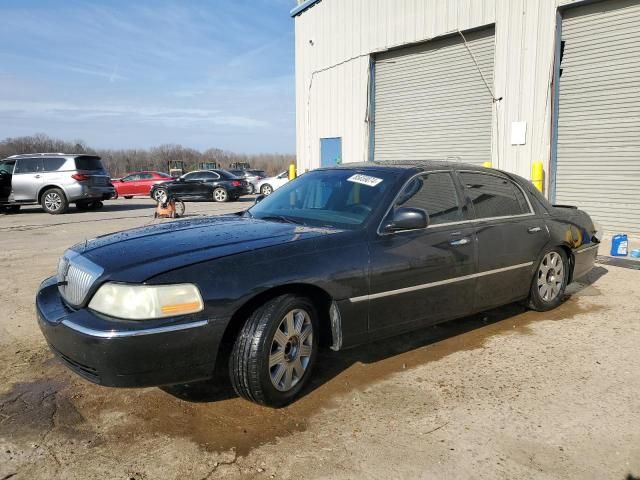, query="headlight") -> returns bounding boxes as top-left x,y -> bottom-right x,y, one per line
88,283 -> 204,320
